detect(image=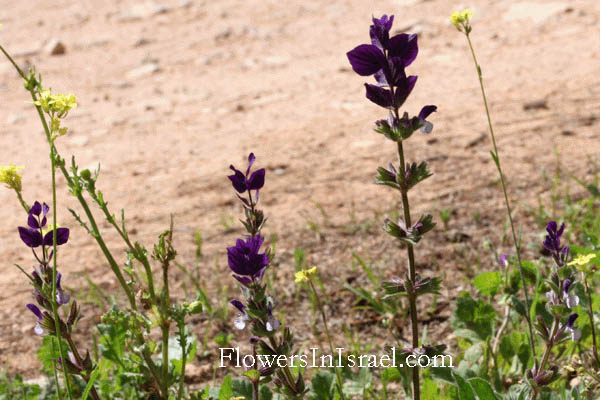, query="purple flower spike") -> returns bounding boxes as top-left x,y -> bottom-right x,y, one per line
543,221 -> 565,253
227,235 -> 269,283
